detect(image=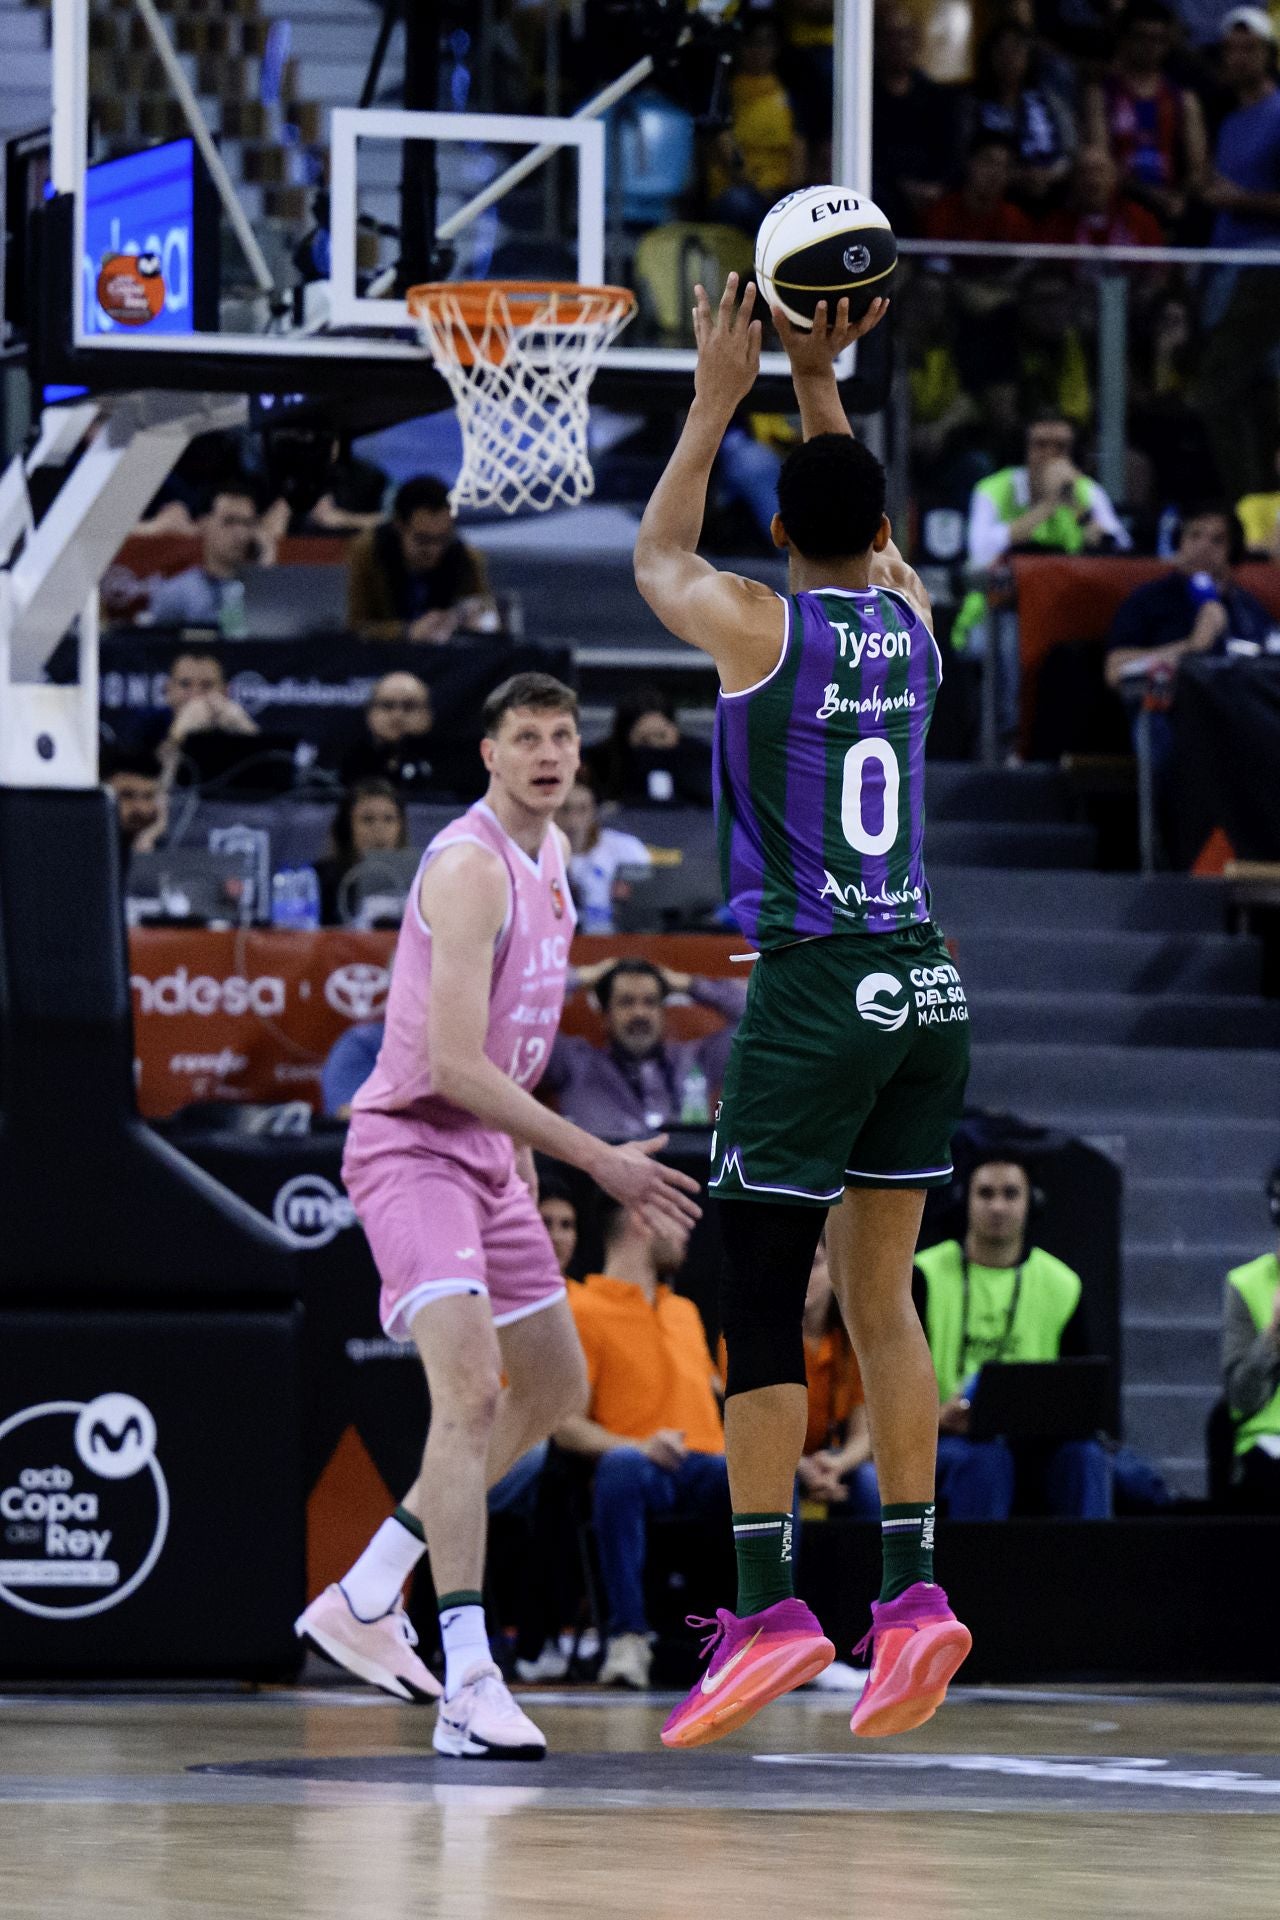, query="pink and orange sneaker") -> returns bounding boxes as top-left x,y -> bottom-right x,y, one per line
849,1581 -> 971,1739
660,1599 -> 834,1750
